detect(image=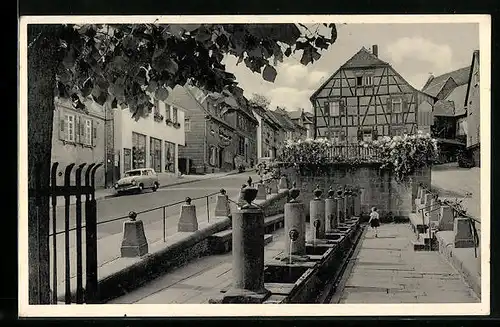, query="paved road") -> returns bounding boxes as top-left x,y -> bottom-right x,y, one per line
49,173 -> 259,239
